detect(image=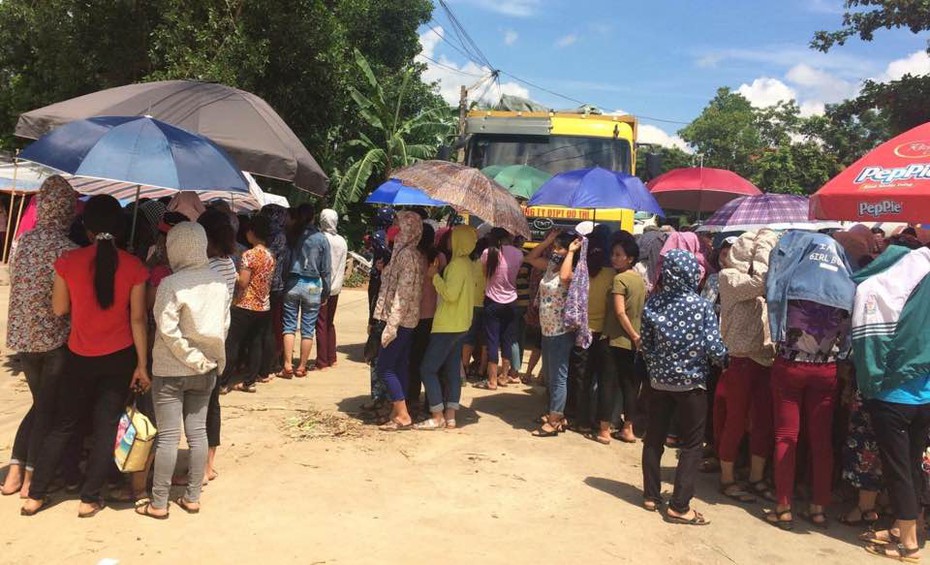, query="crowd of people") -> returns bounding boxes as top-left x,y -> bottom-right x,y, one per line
2,176 -> 929,563
363,206 -> 930,562
1,176 -> 347,519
